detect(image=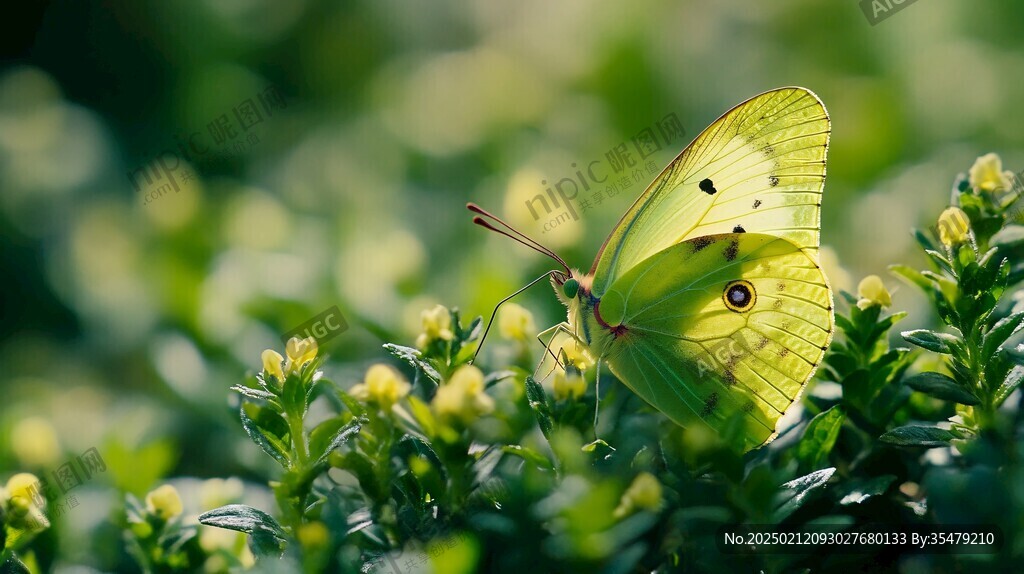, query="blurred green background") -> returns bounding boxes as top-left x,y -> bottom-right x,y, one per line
2,0 -> 1023,568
